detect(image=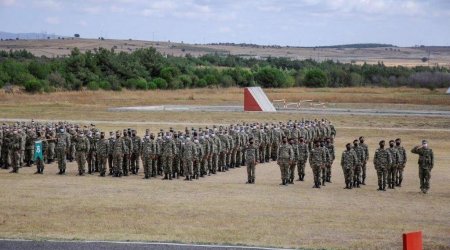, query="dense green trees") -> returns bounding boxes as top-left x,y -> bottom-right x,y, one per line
0,47 -> 448,92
